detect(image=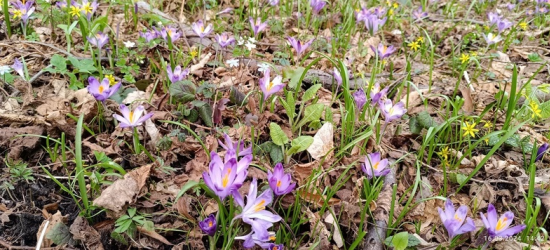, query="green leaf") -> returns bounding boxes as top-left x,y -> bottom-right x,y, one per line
169,80 -> 196,103
408,234 -> 421,247
45,222 -> 75,246
142,220 -> 154,232
287,136 -> 314,155
255,141 -> 275,155
270,146 -> 284,163
284,66 -> 305,89
392,232 -> 409,250
196,102 -> 213,127
270,123 -> 289,146
296,103 -> 325,130
417,110 -> 438,128
110,231 -> 128,245
110,87 -> 136,104
68,57 -> 96,74
50,54 -> 67,71
175,180 -> 200,201
409,116 -> 422,134
456,173 -> 468,185
68,73 -> 83,90
540,102 -> 550,119
302,84 -> 322,102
